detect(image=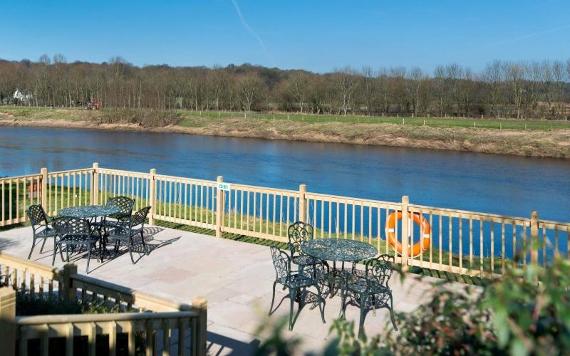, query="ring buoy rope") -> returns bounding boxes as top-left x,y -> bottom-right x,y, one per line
386,211 -> 431,257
